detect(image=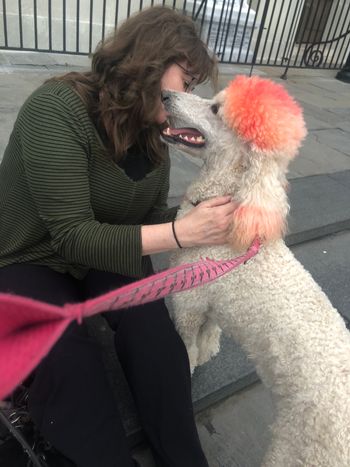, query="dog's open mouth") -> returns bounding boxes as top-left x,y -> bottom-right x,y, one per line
161,126 -> 205,148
